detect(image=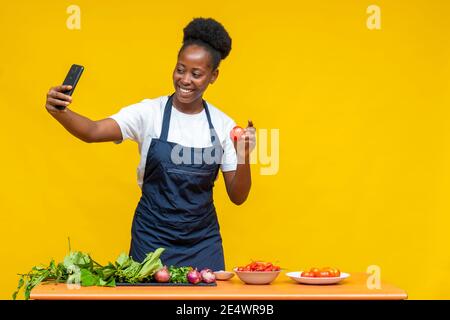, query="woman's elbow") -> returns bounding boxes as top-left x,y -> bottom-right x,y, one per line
230,194 -> 249,206
79,134 -> 96,143
232,199 -> 246,206
226,179 -> 251,205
